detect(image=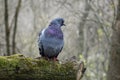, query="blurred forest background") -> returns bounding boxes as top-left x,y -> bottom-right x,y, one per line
0,0 -> 119,80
